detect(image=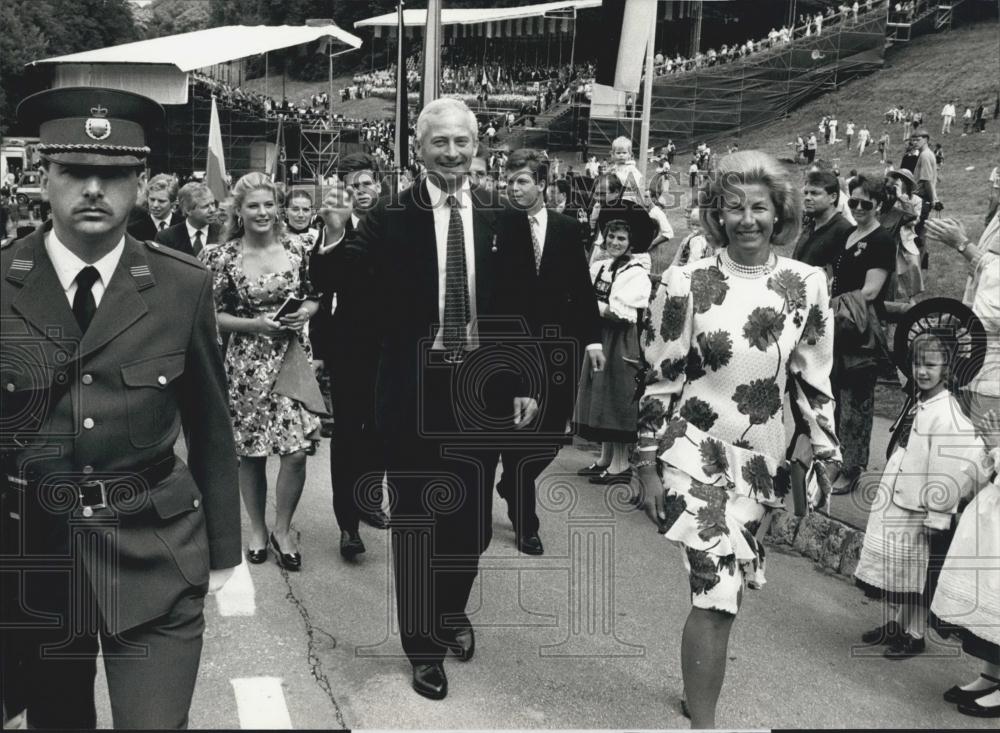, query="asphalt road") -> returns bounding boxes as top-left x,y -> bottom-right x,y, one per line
88,437 -> 992,730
